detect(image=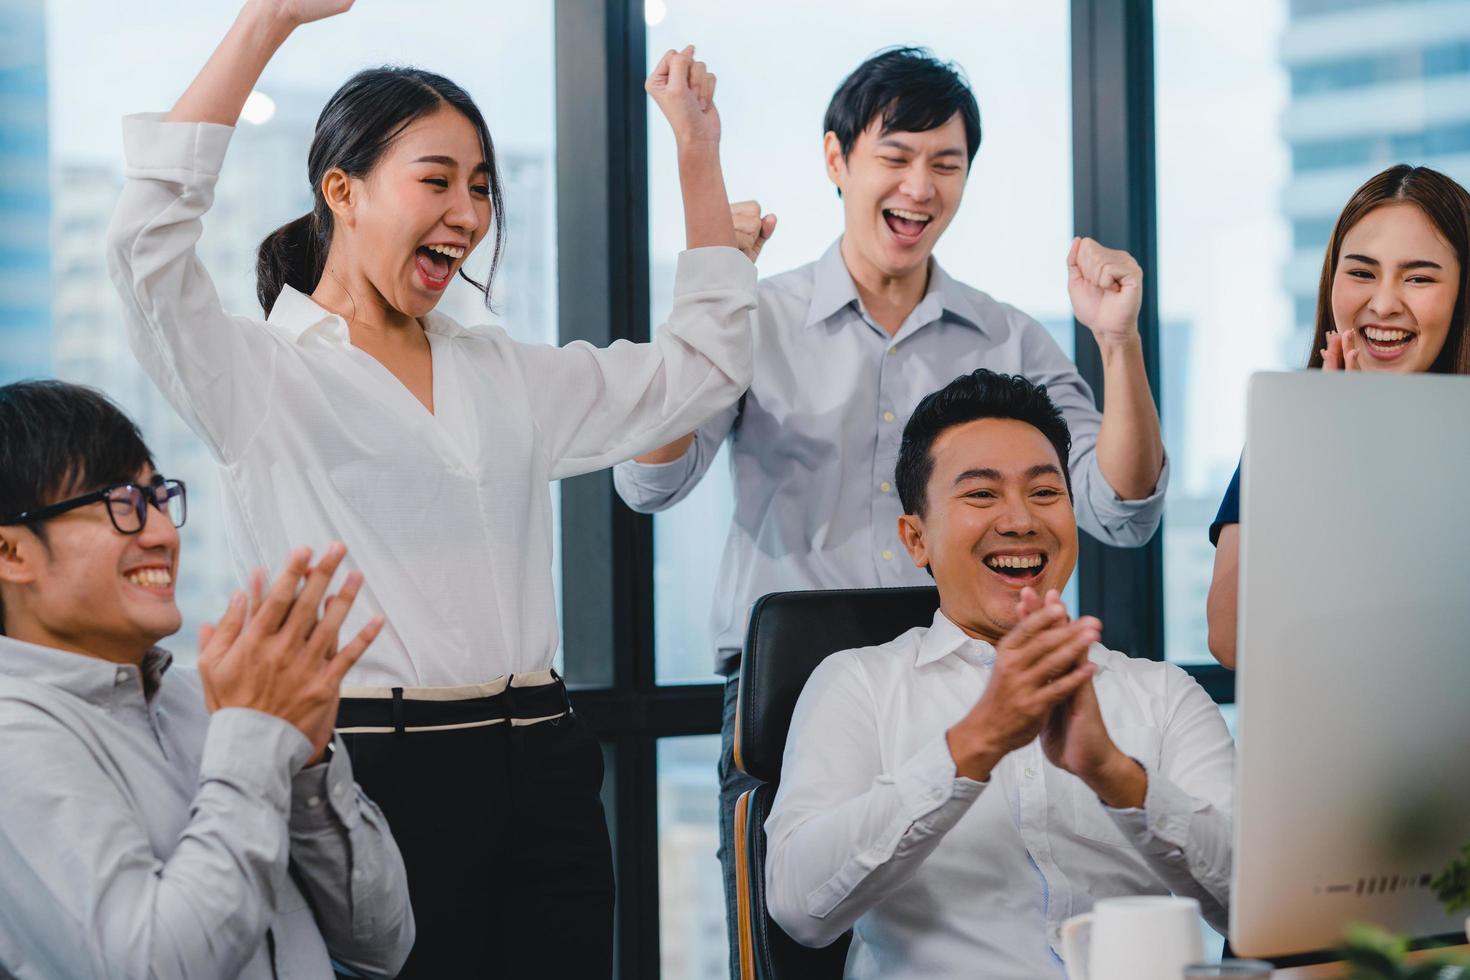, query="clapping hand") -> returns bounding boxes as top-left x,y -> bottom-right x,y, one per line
945,587 -> 1100,781
1321,329 -> 1361,370
198,543 -> 383,767
1025,589 -> 1145,808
